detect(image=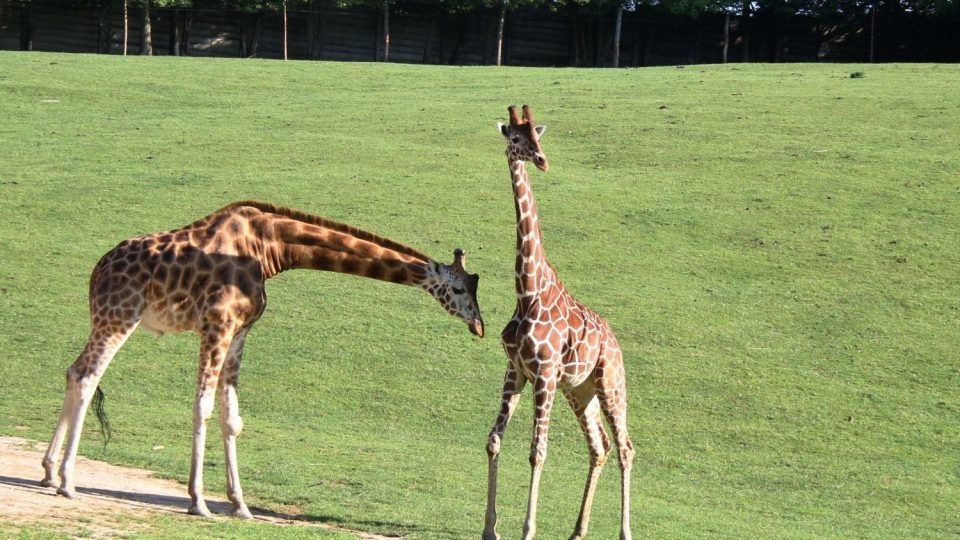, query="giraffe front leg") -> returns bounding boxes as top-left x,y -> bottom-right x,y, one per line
188,323 -> 235,518
219,328 -> 252,519
188,390 -> 215,517
522,375 -> 557,540
483,362 -> 526,540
